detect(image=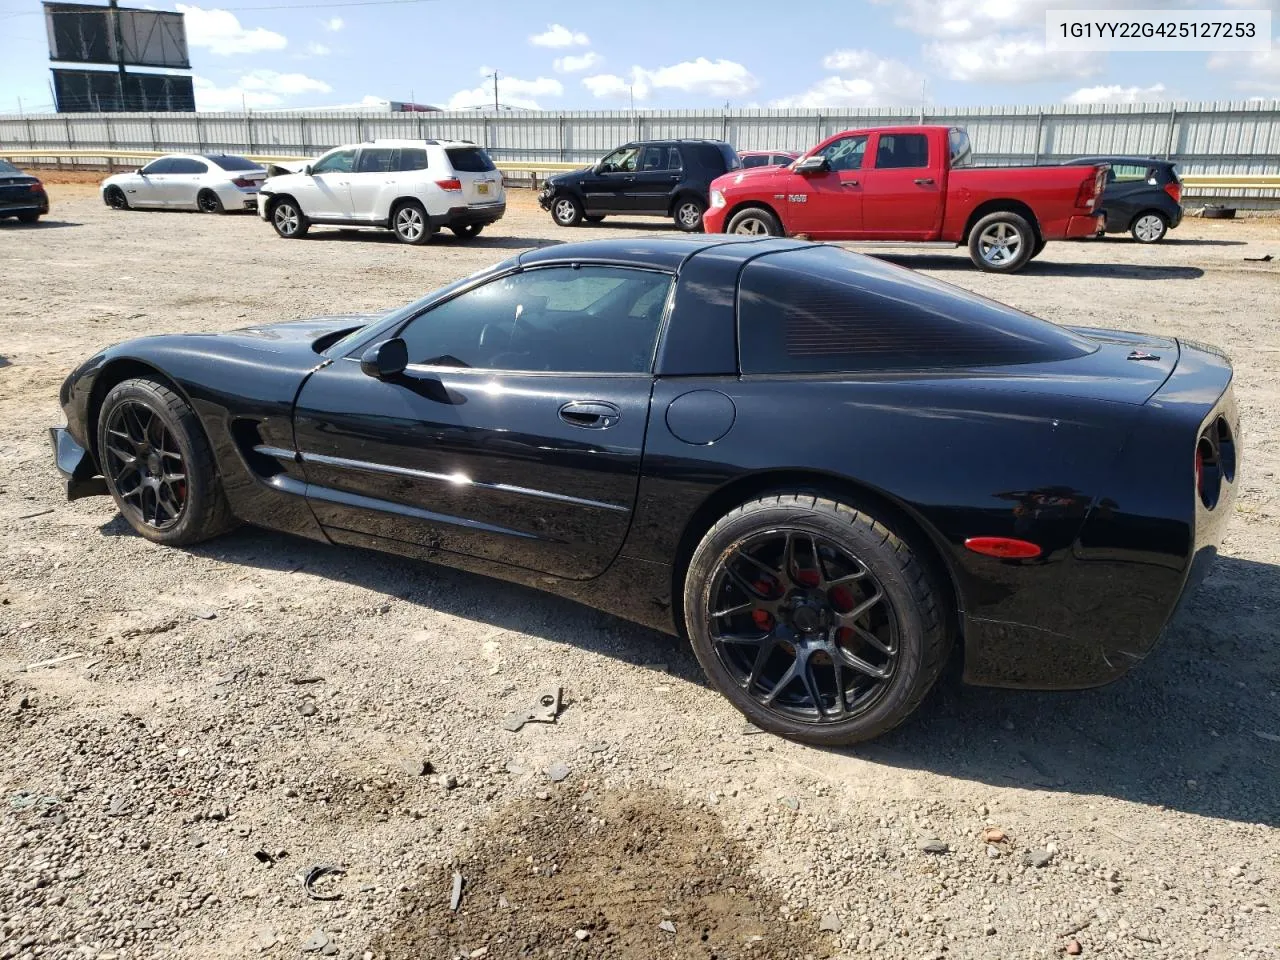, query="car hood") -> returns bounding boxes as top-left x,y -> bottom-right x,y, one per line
714,165 -> 791,190
223,313 -> 384,351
